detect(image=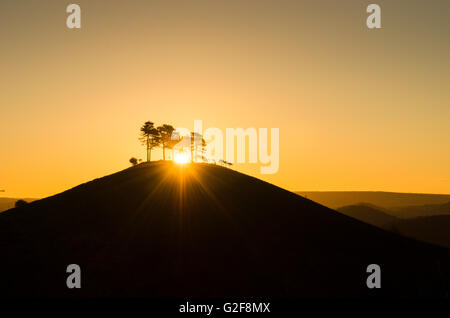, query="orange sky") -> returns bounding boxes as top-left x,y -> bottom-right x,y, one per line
1,0 -> 449,198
